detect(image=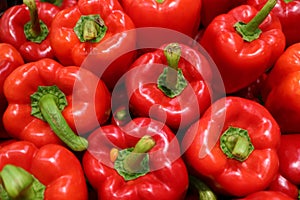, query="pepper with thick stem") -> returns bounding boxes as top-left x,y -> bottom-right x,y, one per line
199,0 -> 285,94
0,0 -> 60,62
